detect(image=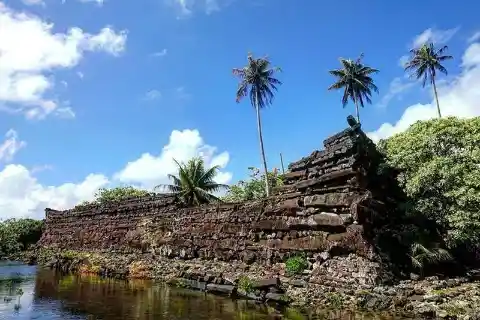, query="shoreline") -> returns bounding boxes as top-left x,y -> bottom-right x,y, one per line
10,249 -> 480,319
